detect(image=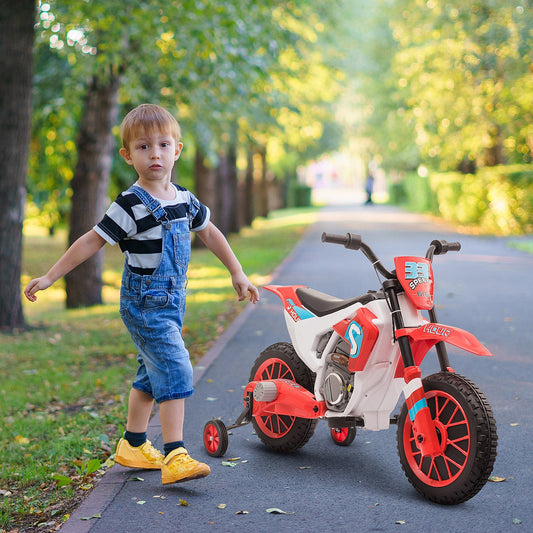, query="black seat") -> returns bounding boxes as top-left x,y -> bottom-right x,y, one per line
295,287 -> 381,317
